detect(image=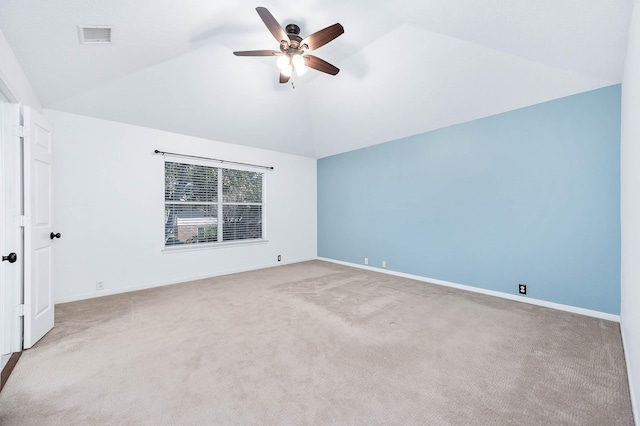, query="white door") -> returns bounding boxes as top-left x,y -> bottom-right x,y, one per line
23,107 -> 55,349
